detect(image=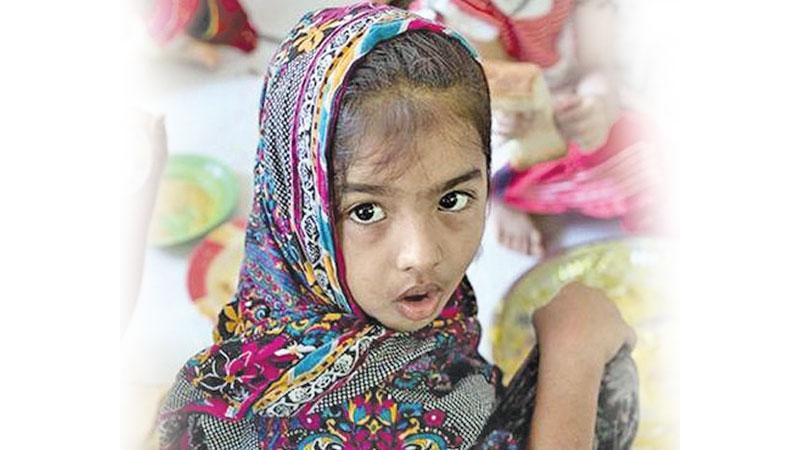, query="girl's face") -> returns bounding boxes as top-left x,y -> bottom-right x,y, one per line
338,121 -> 488,332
